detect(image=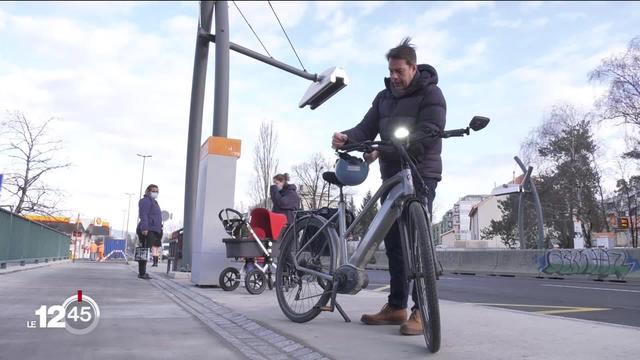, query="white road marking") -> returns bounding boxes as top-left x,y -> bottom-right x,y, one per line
372,285 -> 390,292
541,284 -> 640,293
